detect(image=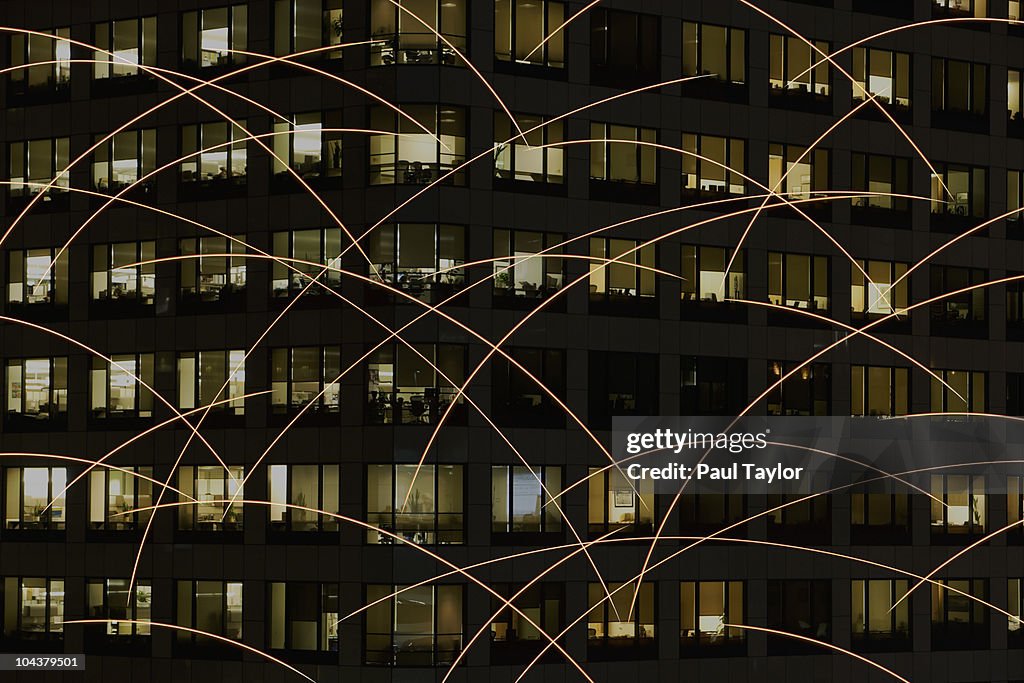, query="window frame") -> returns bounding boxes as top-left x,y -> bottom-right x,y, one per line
89,353 -> 155,419
681,22 -> 746,85
90,241 -> 156,307
179,236 -> 248,307
852,47 -> 910,110
491,465 -> 563,535
91,129 -> 157,194
366,343 -> 467,425
493,113 -> 565,185
681,134 -> 746,197
5,357 -> 68,423
494,0 -> 565,69
589,122 -> 658,186
7,137 -> 70,202
267,582 -> 340,653
176,465 -> 245,532
176,349 -> 246,416
267,464 -> 340,533
3,467 -> 67,531
273,0 -> 344,58
182,5 -> 249,69
680,581 -> 745,653
369,105 -> 467,185
851,579 -> 911,650
93,17 -> 157,79
769,34 -> 831,97
930,474 -> 986,536
851,365 -> 910,416
88,467 -> 154,530
6,248 -> 69,309
270,346 -> 341,416
587,466 -> 654,536
767,251 -> 830,312
1,577 -> 65,640
175,580 -> 243,645
85,579 -> 152,642
492,228 -> 565,300
366,463 -> 465,545
364,584 -> 464,666
767,360 -> 831,416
